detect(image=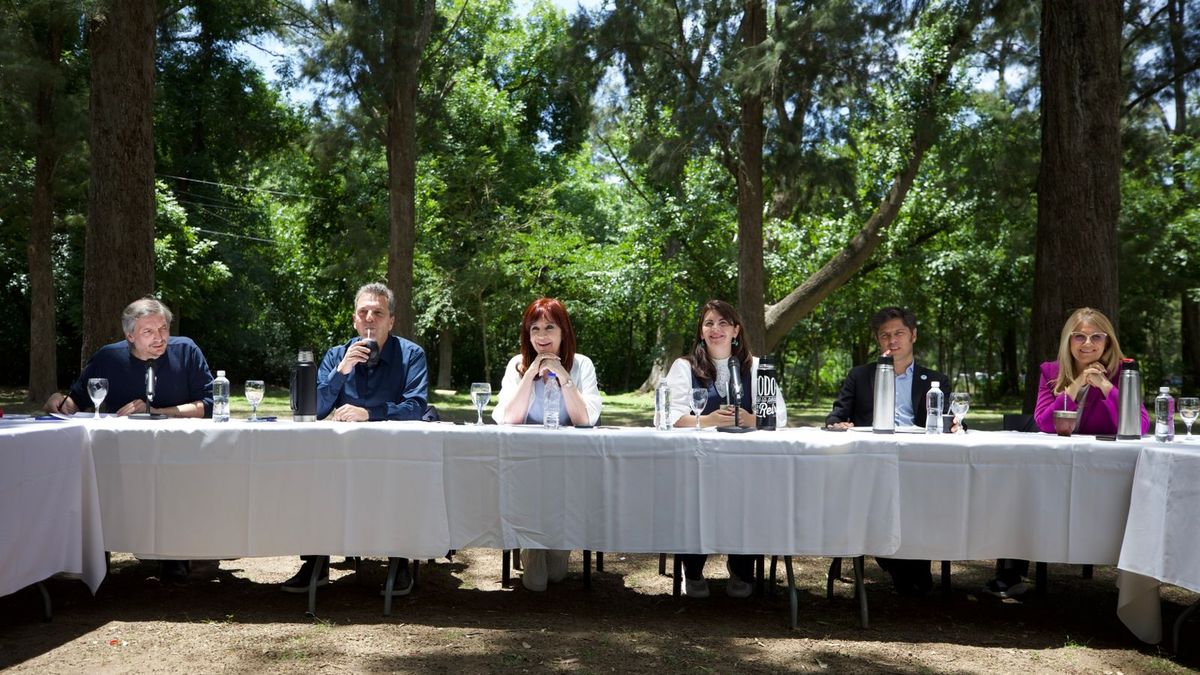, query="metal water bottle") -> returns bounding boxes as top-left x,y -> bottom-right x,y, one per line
290,349 -> 318,422
755,356 -> 777,430
872,355 -> 896,434
1116,358 -> 1144,440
